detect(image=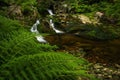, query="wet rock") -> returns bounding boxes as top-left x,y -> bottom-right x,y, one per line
38,20 -> 55,33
